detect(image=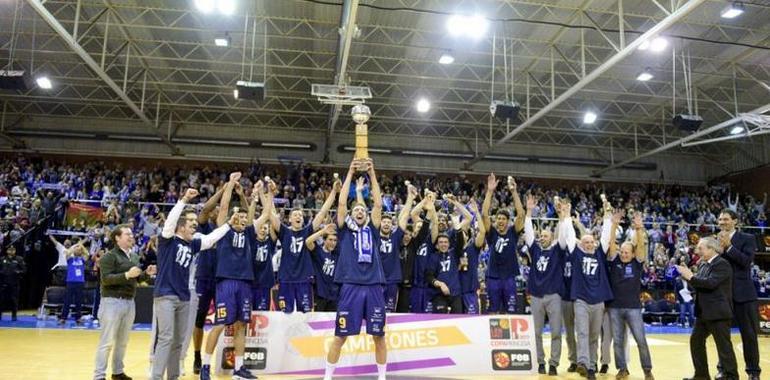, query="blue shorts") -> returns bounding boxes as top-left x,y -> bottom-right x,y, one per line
383,283 -> 399,313
195,278 -> 216,328
486,277 -> 517,314
335,284 -> 386,337
251,286 -> 272,311
408,287 -> 434,313
215,279 -> 252,325
462,292 -> 479,314
278,281 -> 312,313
